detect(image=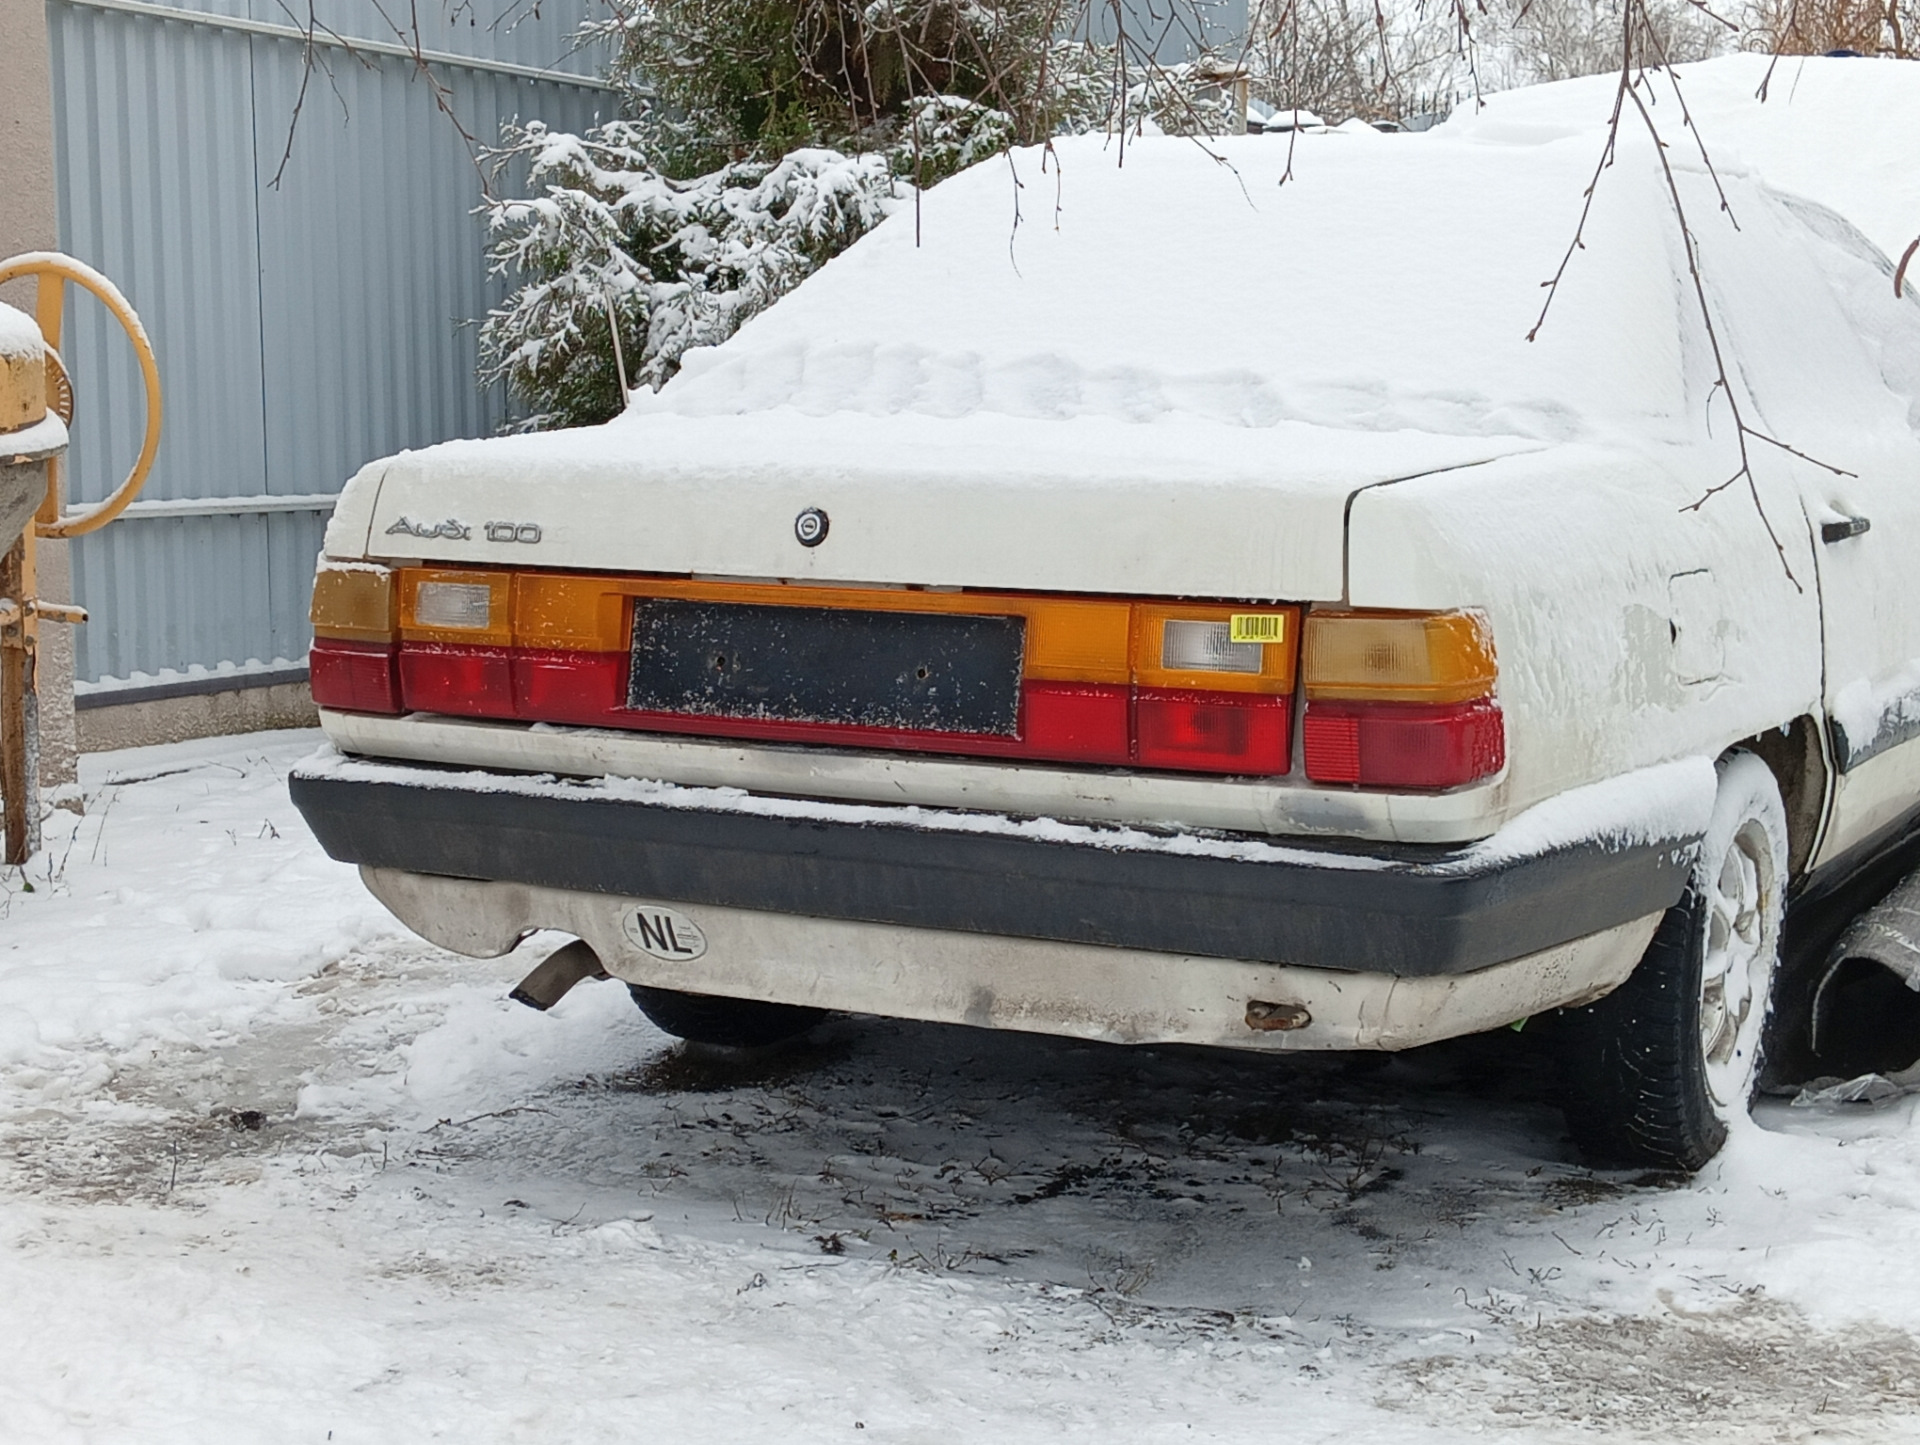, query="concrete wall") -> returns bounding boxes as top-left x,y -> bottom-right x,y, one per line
77,680 -> 317,752
0,0 -> 79,786
0,0 -> 58,269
